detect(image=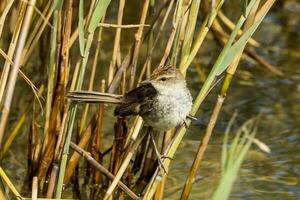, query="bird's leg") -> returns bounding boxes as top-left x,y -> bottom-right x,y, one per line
149,130 -> 172,174
187,114 -> 197,121
184,114 -> 198,128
